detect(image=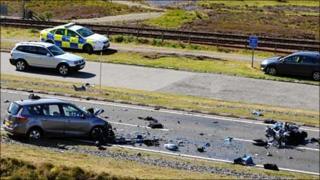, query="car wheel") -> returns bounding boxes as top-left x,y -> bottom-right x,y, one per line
267,67 -> 277,75
83,44 -> 93,54
16,60 -> 27,71
312,72 -> 320,81
57,64 -> 69,76
27,127 -> 42,141
90,126 -> 104,140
